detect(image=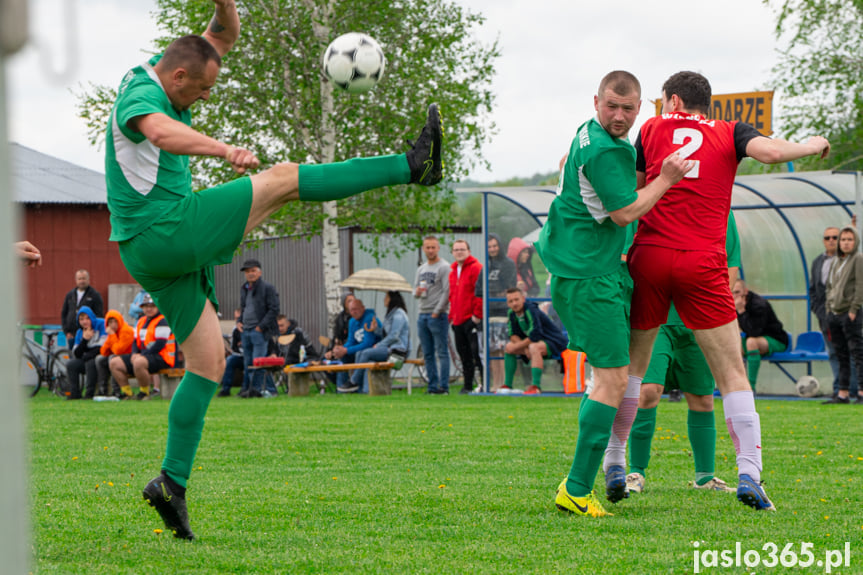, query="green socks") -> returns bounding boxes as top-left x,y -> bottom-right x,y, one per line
162,371 -> 218,488
531,367 -> 542,388
566,398 -> 617,497
298,154 -> 411,201
746,350 -> 761,391
628,406 -> 657,477
504,354 -> 516,388
688,409 -> 717,486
